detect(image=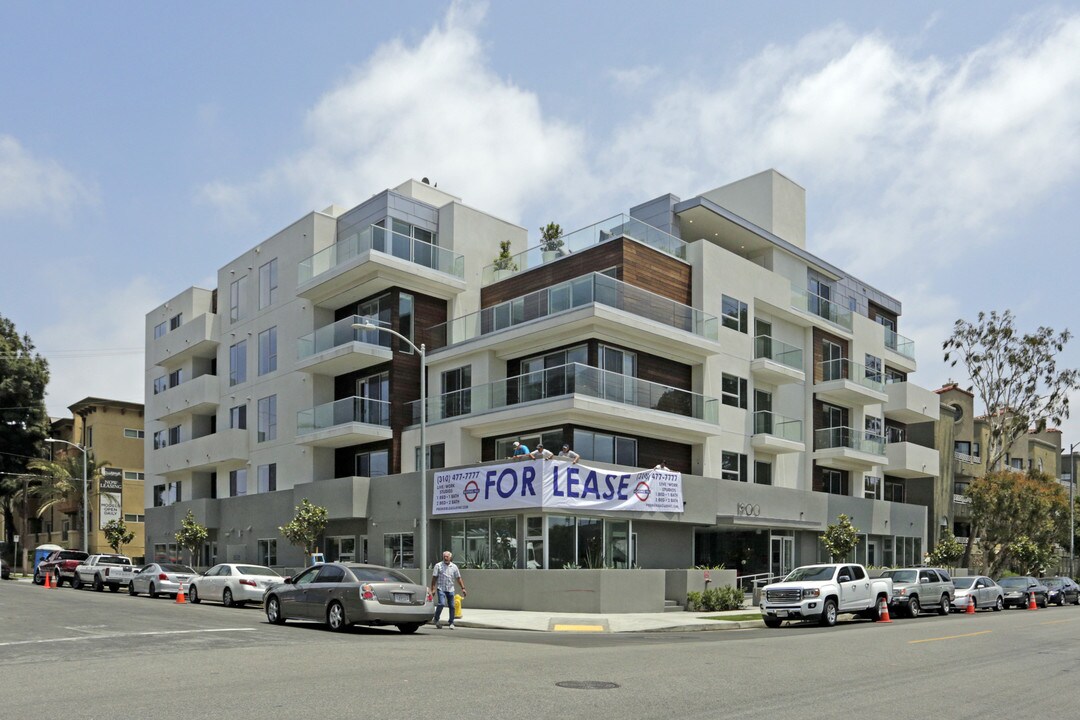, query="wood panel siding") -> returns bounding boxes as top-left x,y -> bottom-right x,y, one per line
868,302 -> 898,328
812,328 -> 849,383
